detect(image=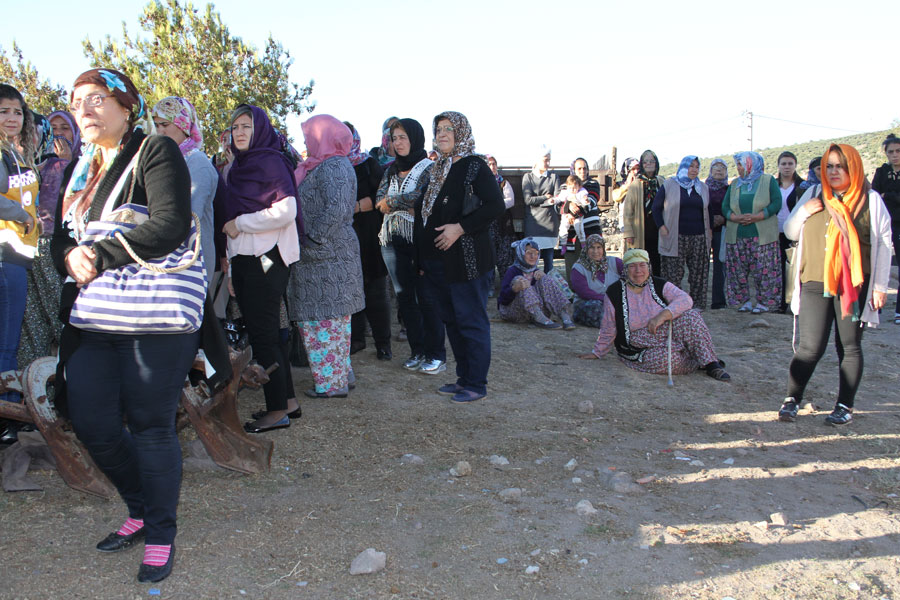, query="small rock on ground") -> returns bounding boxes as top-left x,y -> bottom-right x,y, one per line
577,400 -> 594,414
575,499 -> 598,515
450,461 -> 472,477
564,458 -> 578,471
489,455 -> 509,466
769,512 -> 787,526
748,318 -> 770,328
350,548 -> 386,575
499,488 -> 522,502
401,454 -> 424,465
